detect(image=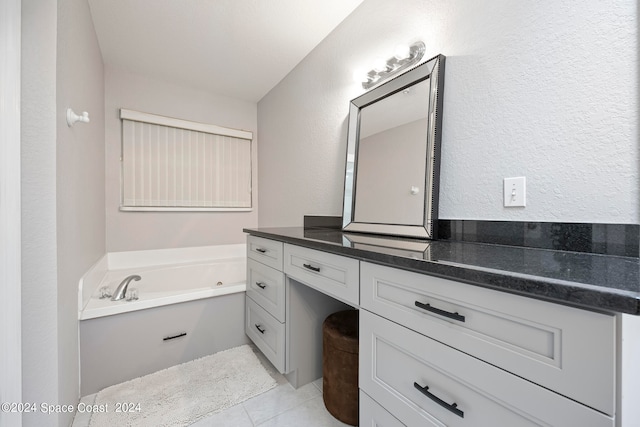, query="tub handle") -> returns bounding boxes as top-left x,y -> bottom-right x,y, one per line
256,282 -> 267,289
255,324 -> 266,334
